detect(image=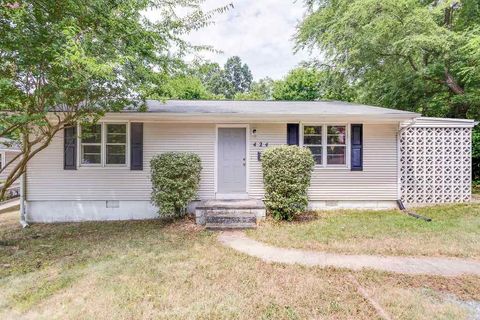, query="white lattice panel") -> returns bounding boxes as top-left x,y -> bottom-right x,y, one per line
400,127 -> 472,204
